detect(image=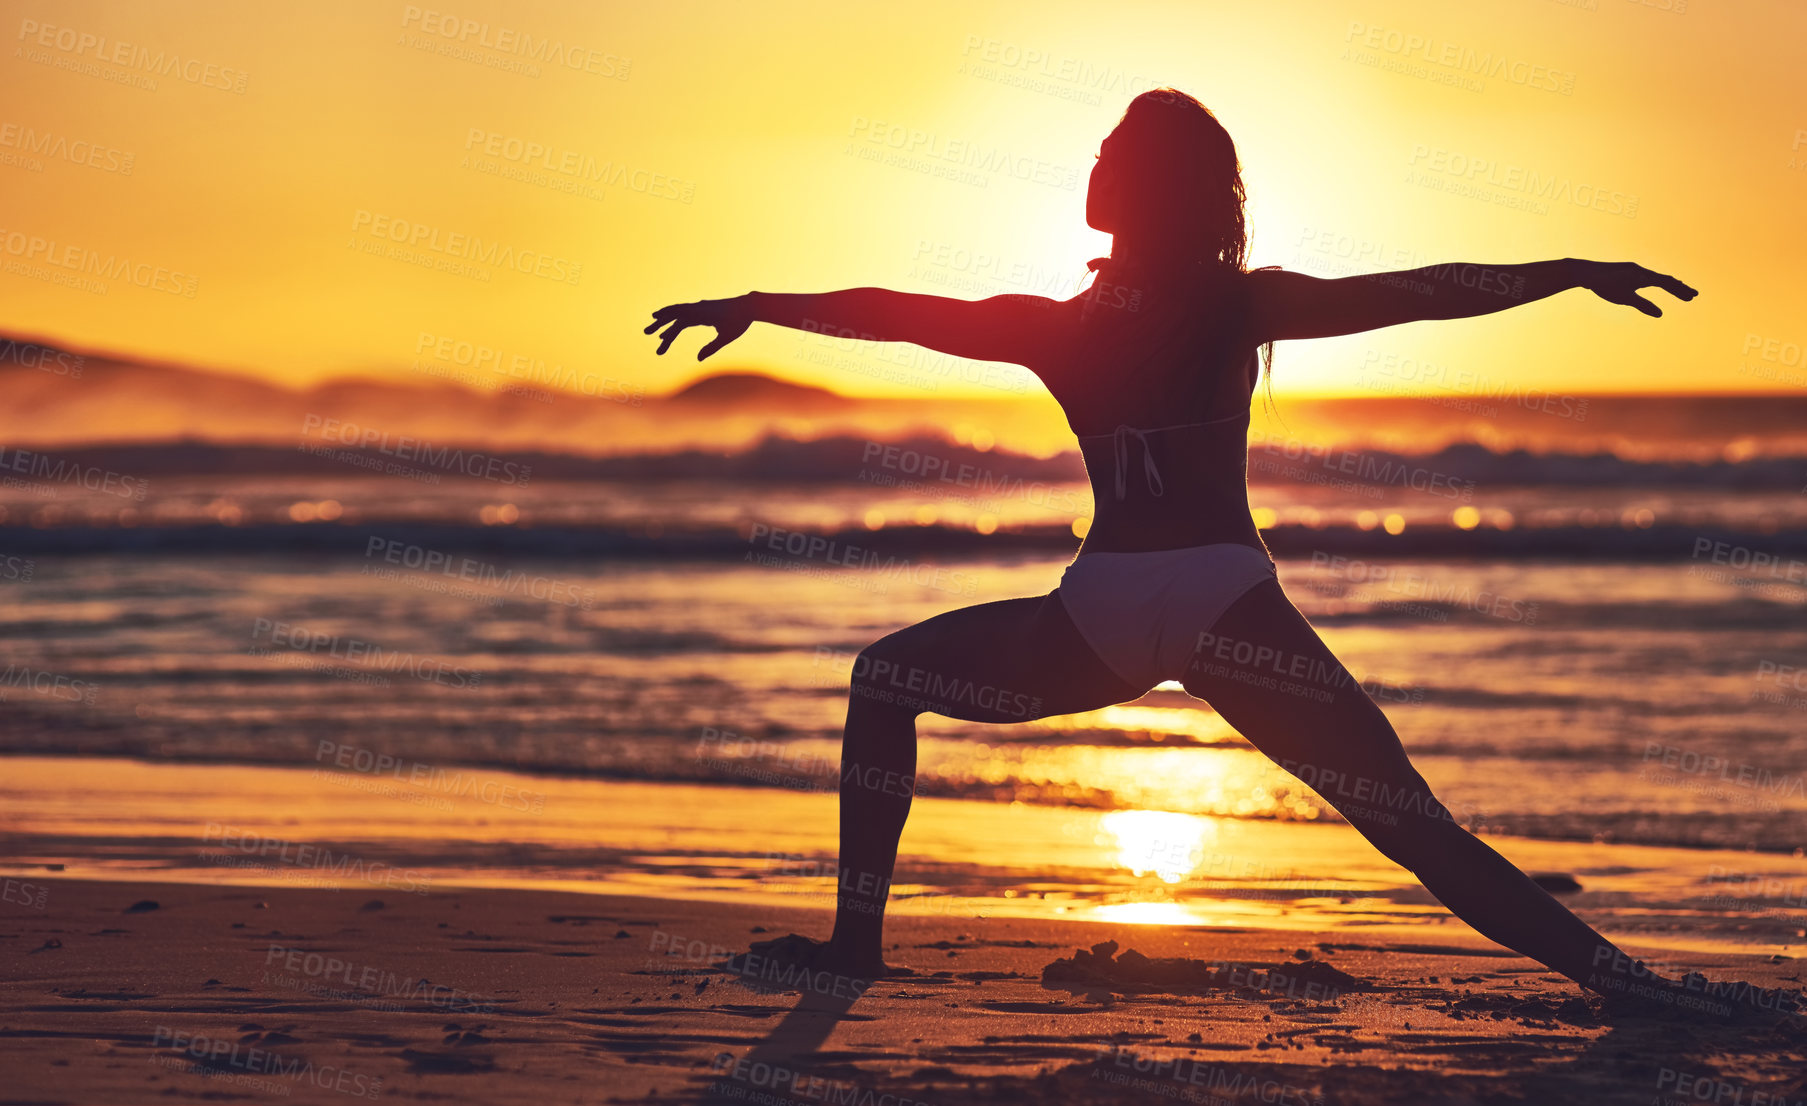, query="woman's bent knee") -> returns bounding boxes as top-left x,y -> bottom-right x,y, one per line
847,642 -> 927,719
